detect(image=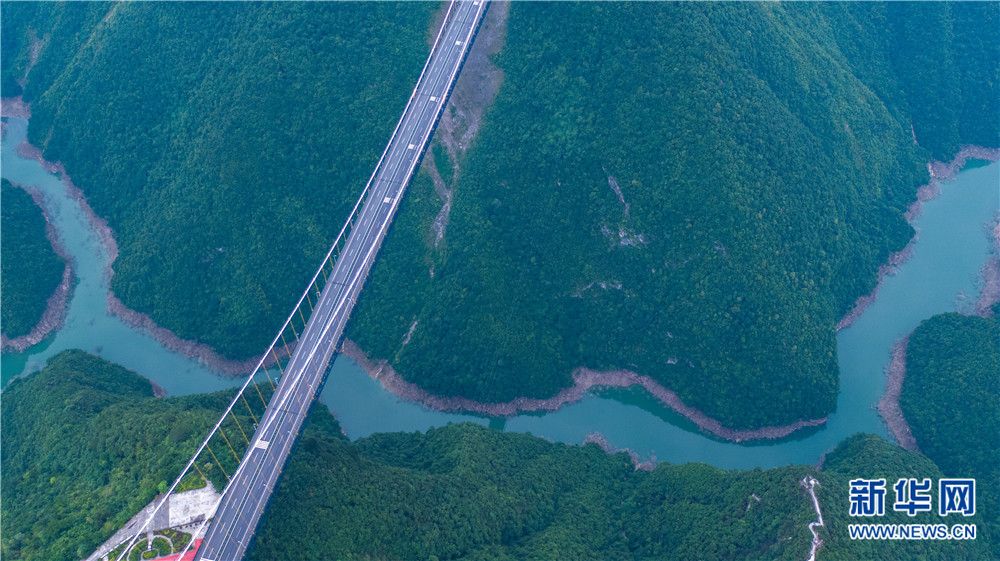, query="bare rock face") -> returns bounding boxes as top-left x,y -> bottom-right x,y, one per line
426,1 -> 509,249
